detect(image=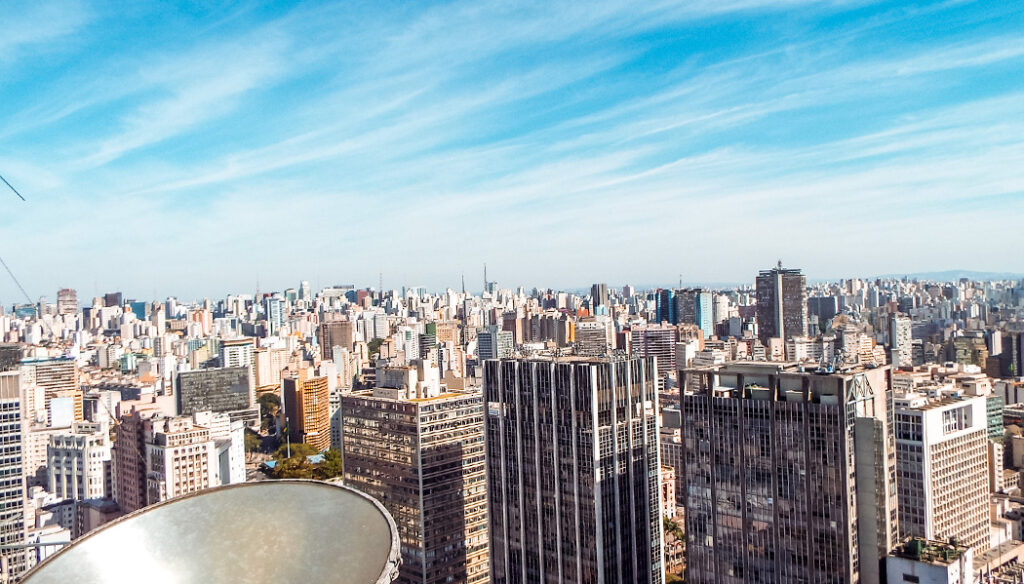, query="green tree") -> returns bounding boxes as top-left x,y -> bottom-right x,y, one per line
273,441 -> 317,461
313,449 -> 343,480
366,337 -> 384,357
243,429 -> 262,453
